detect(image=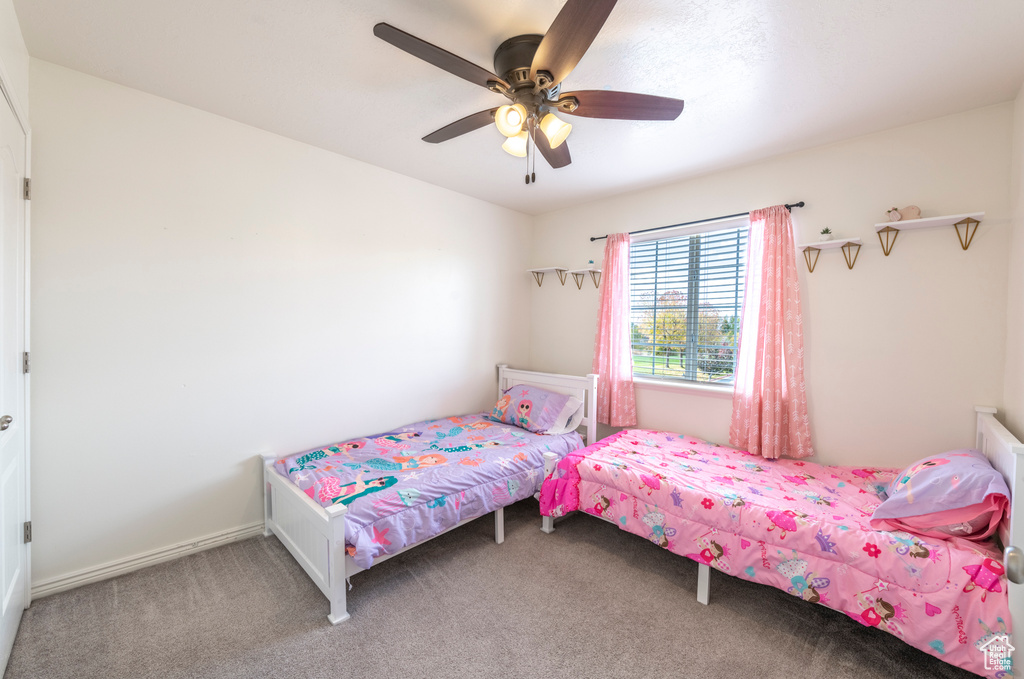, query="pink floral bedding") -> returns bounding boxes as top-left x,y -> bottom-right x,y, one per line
539,430 -> 1012,678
